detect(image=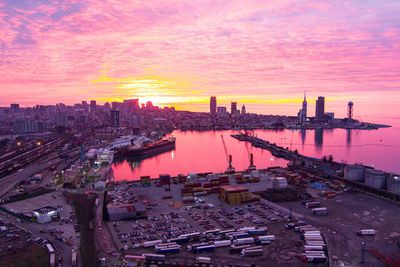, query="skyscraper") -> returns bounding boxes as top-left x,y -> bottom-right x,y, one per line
90,100 -> 96,112
302,91 -> 307,119
210,96 -> 217,114
110,109 -> 120,127
241,104 -> 246,115
231,102 -> 237,114
315,96 -> 325,122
